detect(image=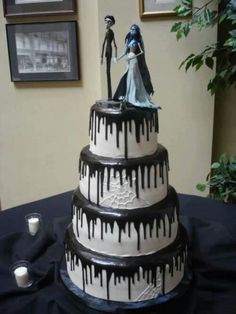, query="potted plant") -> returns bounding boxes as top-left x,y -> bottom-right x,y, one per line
196,154 -> 236,203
